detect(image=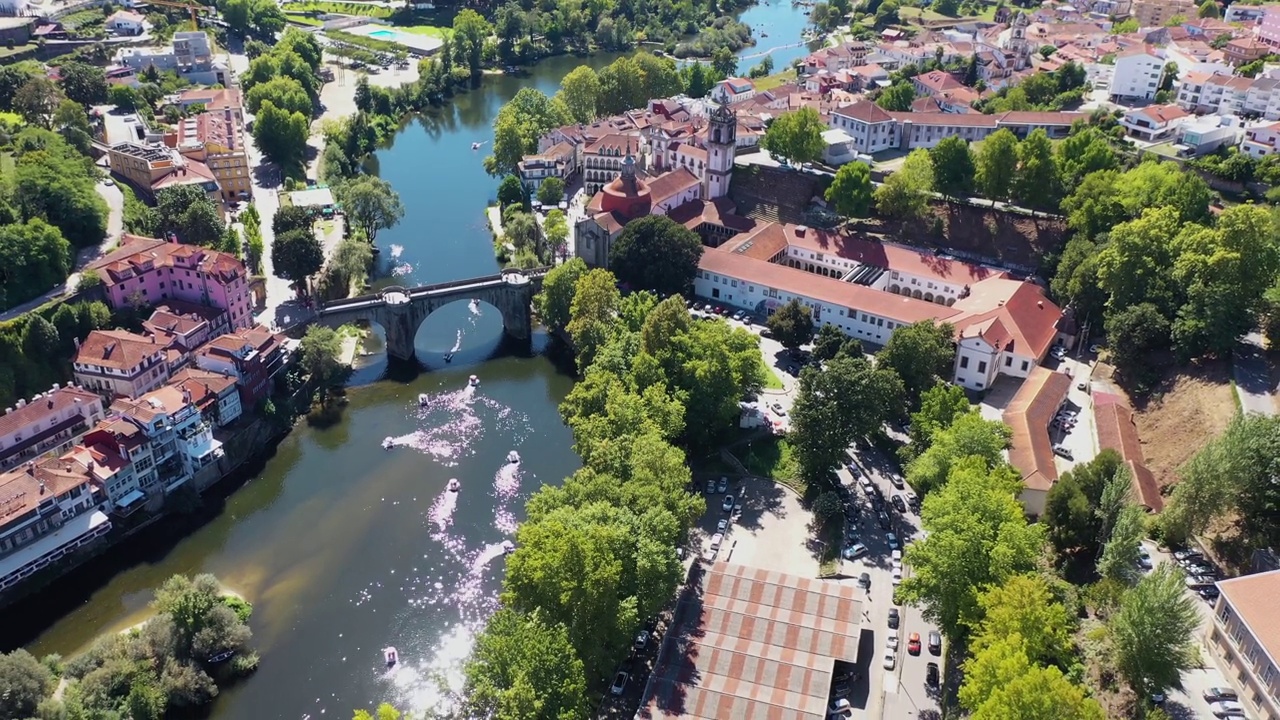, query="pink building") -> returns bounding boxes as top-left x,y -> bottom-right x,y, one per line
1260,6 -> 1280,49
86,236 -> 254,331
